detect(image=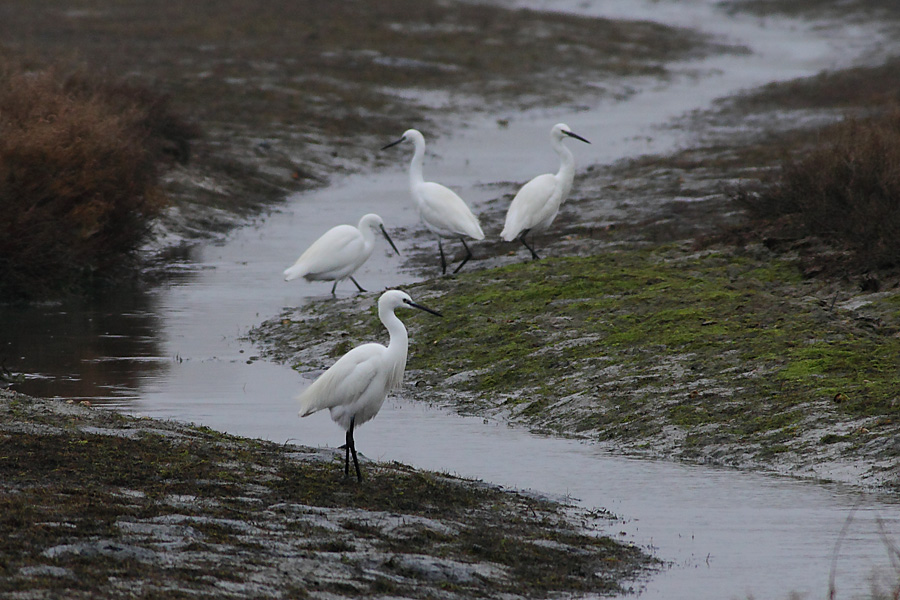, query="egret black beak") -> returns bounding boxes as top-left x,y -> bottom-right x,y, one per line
380,224 -> 400,255
381,136 -> 406,150
564,130 -> 591,144
403,298 -> 443,317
